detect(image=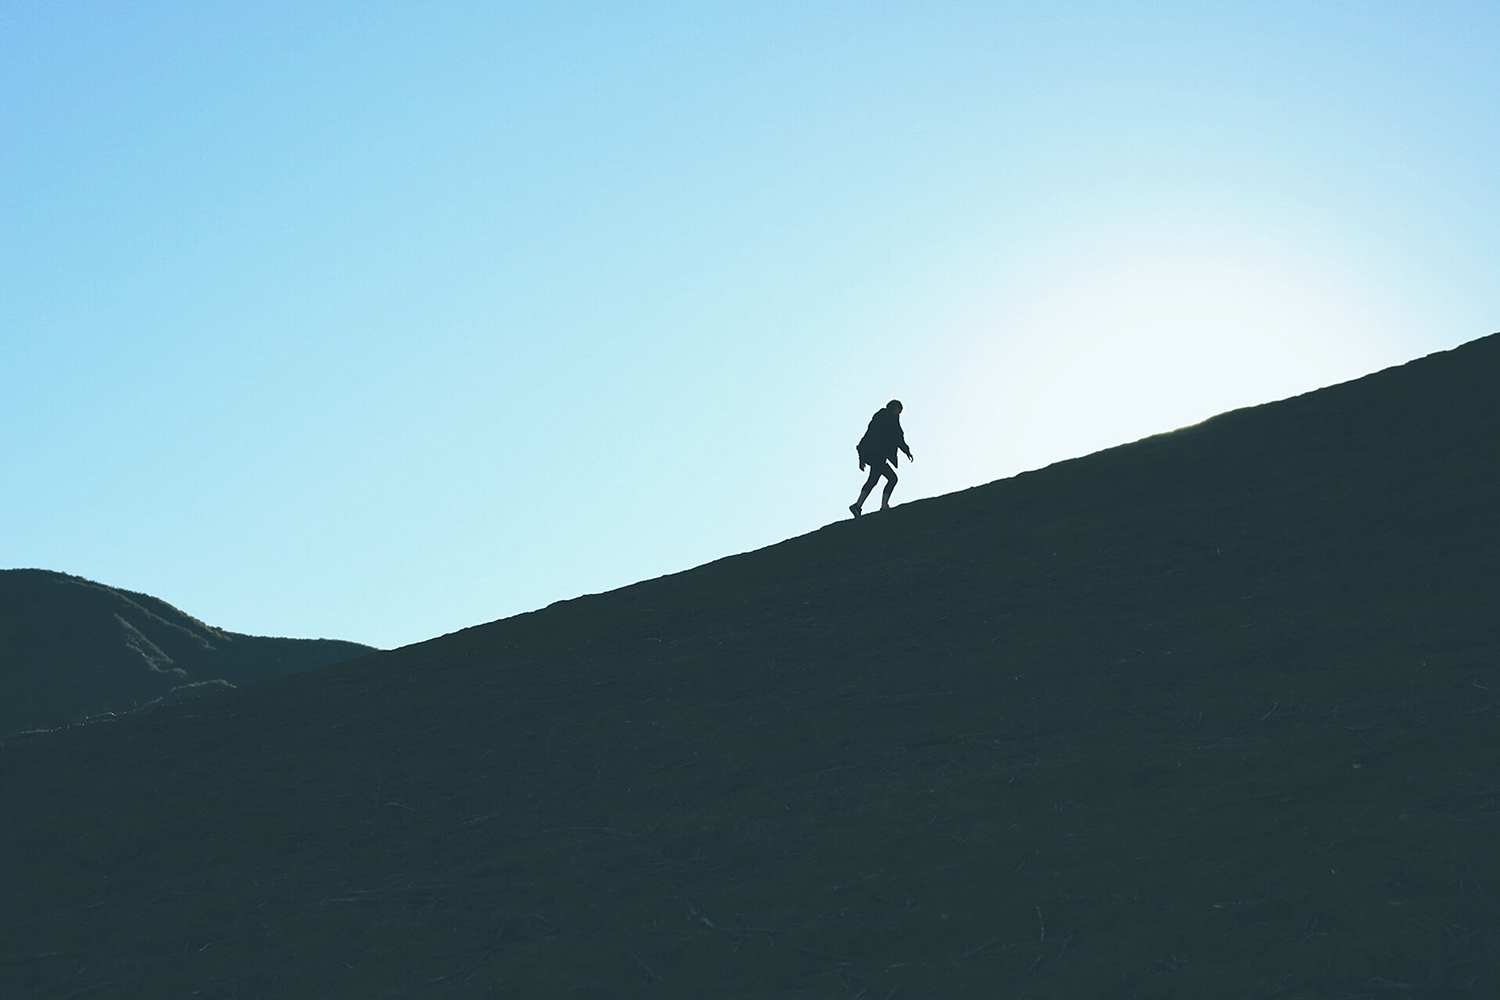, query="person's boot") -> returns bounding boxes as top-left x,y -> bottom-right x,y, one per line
849,502 -> 862,518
